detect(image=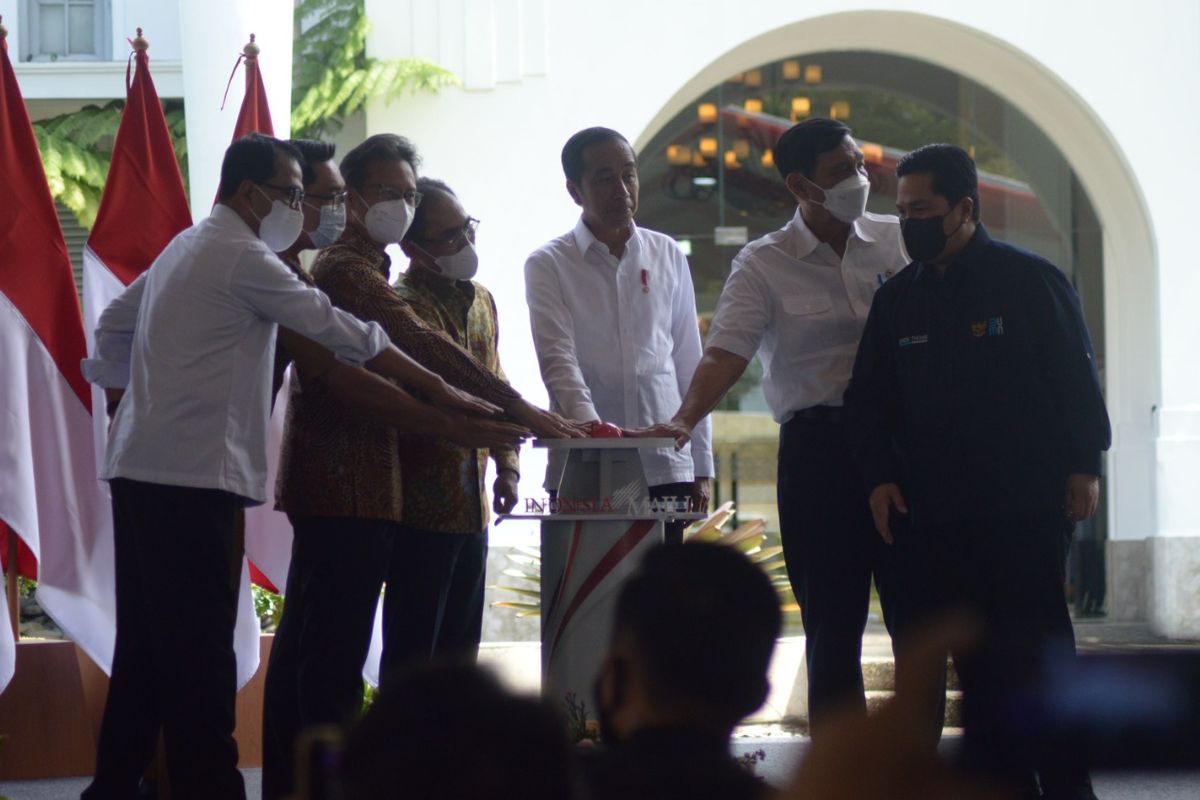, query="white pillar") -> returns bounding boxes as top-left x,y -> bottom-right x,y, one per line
178,0 -> 293,220
1151,255 -> 1200,638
